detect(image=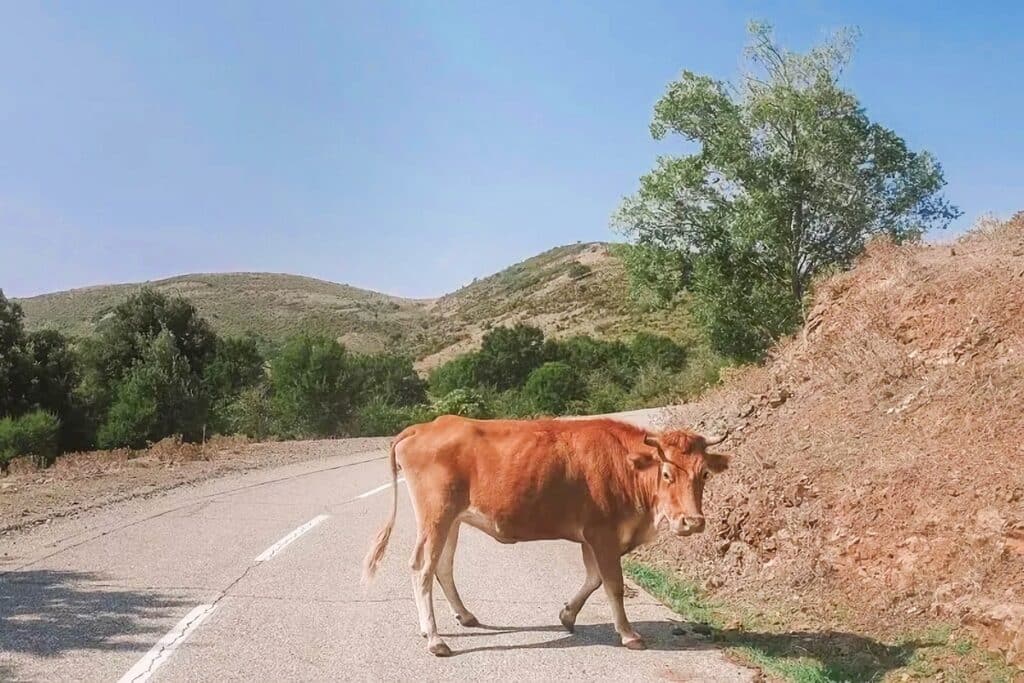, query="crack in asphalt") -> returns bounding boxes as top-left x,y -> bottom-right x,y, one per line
126,603 -> 218,683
